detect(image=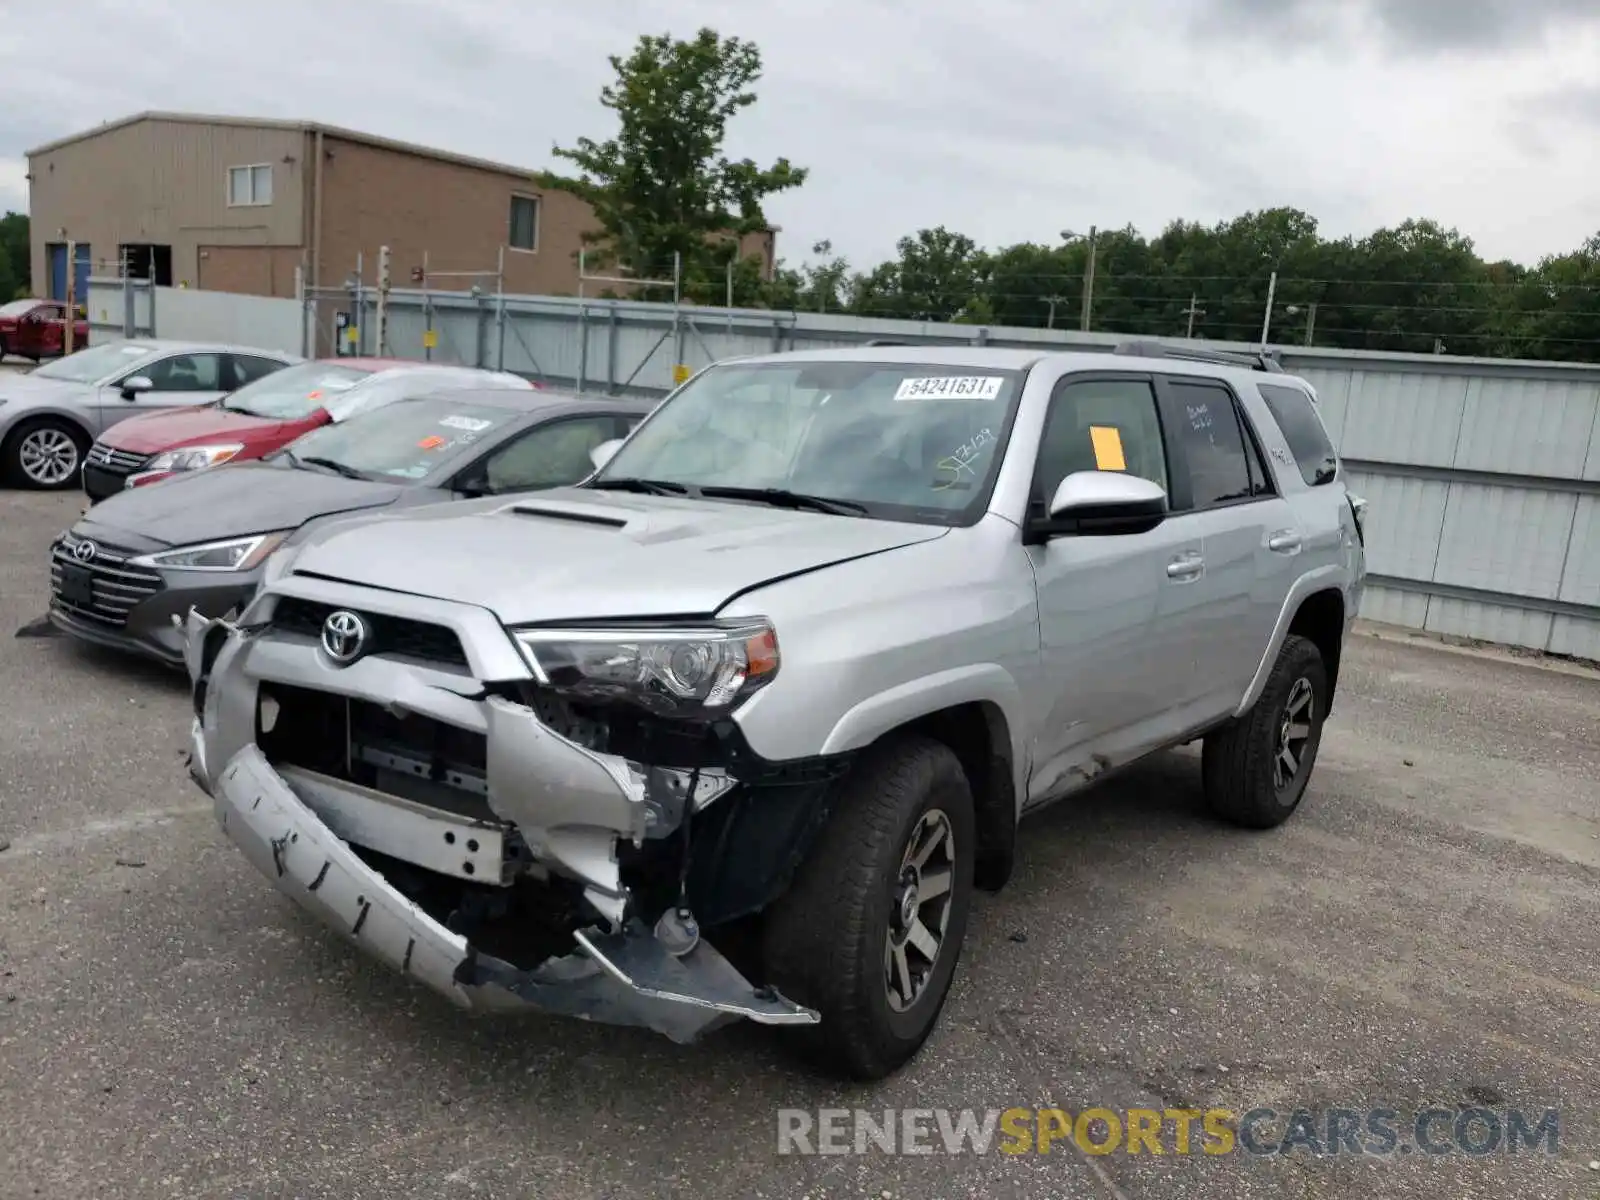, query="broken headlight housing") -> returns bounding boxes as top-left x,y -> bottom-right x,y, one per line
512,621 -> 780,719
